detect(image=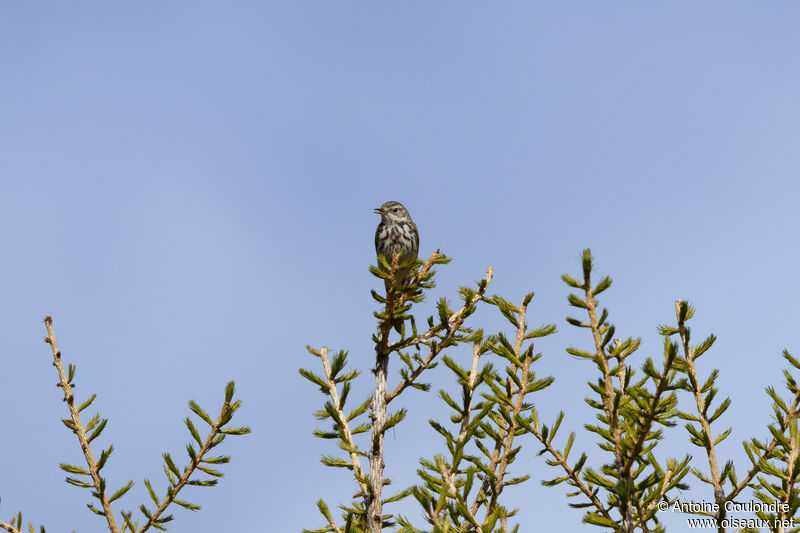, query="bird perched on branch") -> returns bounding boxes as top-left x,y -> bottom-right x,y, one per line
374,201 -> 419,295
